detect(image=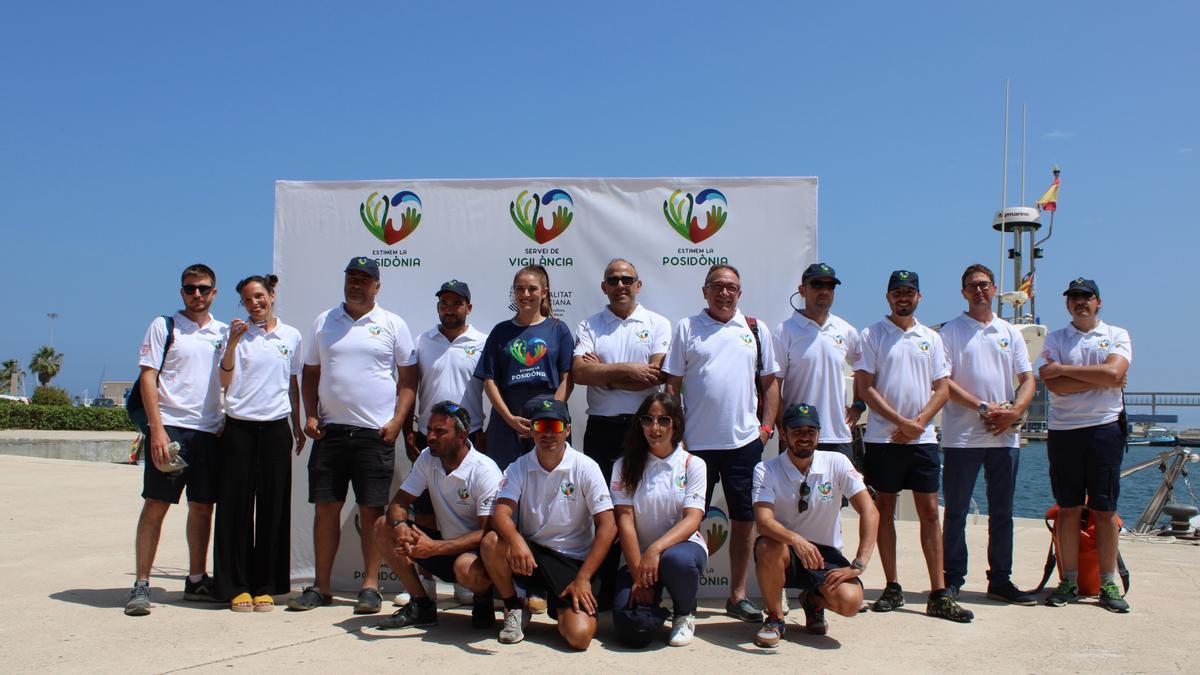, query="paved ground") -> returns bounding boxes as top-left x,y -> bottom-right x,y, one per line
3,454 -> 1197,673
